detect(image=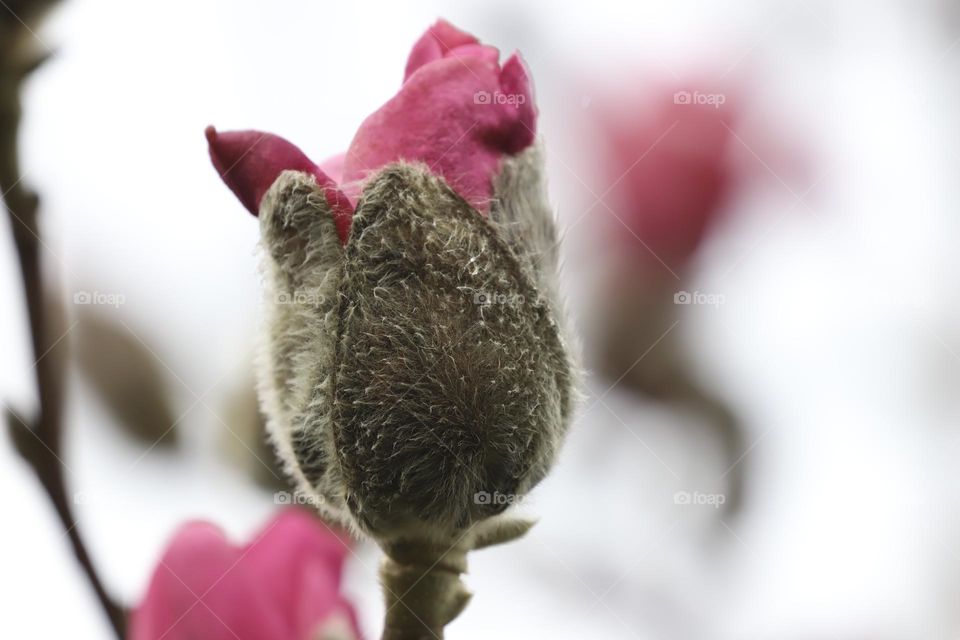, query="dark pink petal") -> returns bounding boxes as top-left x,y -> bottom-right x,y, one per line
491,53 -> 536,154
621,105 -> 730,262
205,127 -> 315,215
129,510 -> 362,640
343,50 -> 537,214
403,18 -> 490,81
295,559 -> 362,639
244,509 -> 351,625
128,522 -> 278,640
207,20 -> 534,231
589,84 -> 736,267
206,127 -> 354,244
445,43 -> 499,67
